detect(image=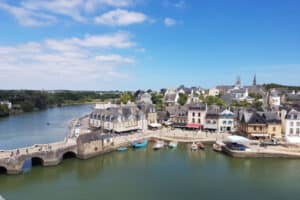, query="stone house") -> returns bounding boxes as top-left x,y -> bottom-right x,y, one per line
89,104 -> 148,133
137,103 -> 157,124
